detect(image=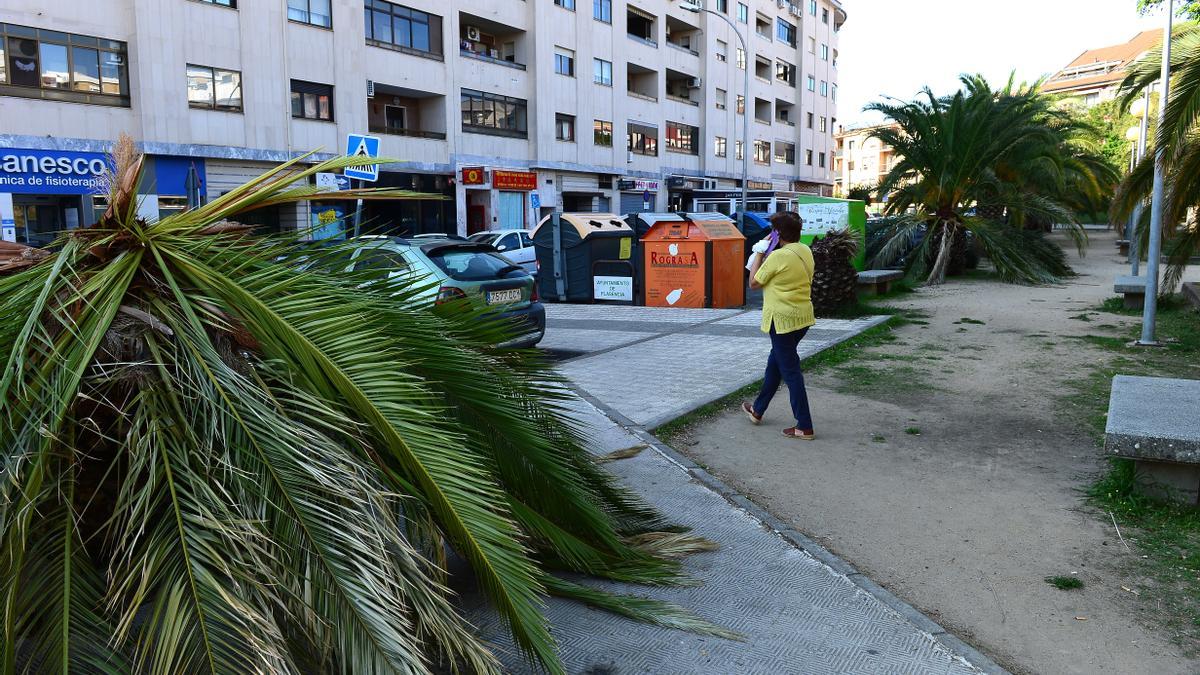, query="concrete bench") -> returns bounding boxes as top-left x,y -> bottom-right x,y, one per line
1116,239 -> 1131,256
857,269 -> 904,296
1114,275 -> 1147,310
1105,375 -> 1200,504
